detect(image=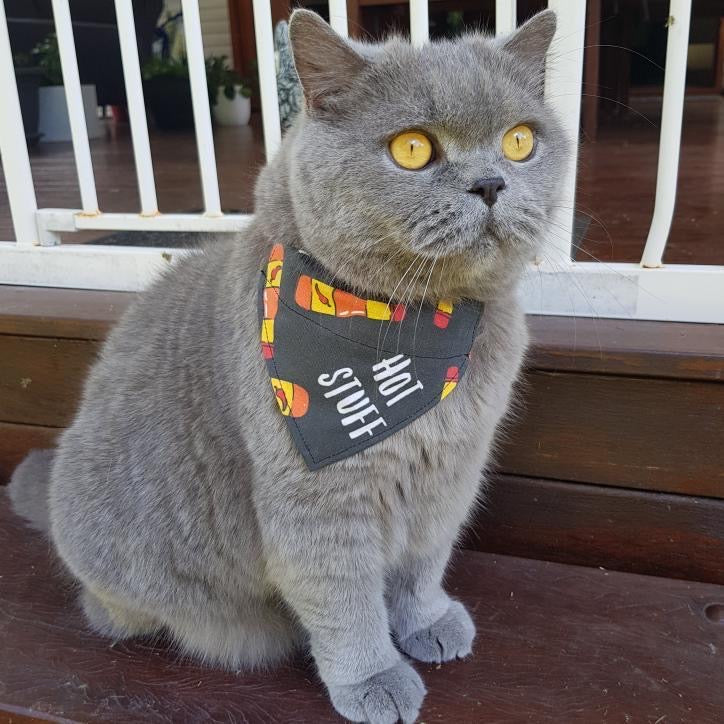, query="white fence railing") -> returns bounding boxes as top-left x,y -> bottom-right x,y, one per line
0,0 -> 722,322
